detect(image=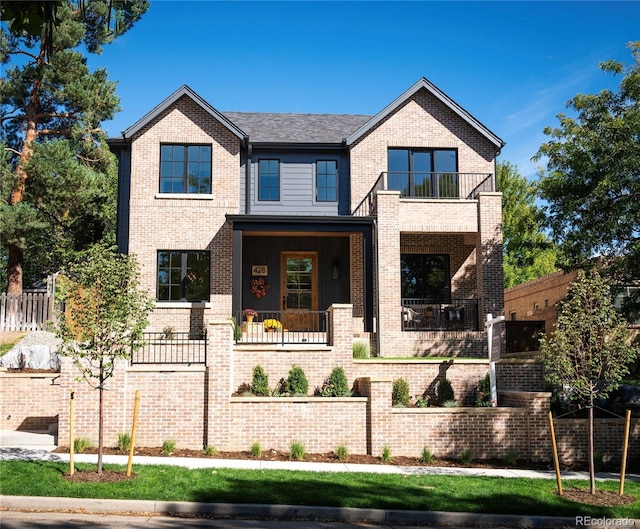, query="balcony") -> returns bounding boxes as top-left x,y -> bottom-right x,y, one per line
353,172 -> 494,216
